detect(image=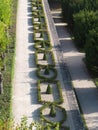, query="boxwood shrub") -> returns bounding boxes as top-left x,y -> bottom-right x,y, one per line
36,66 -> 57,81
40,103 -> 67,126
37,80 -> 63,104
